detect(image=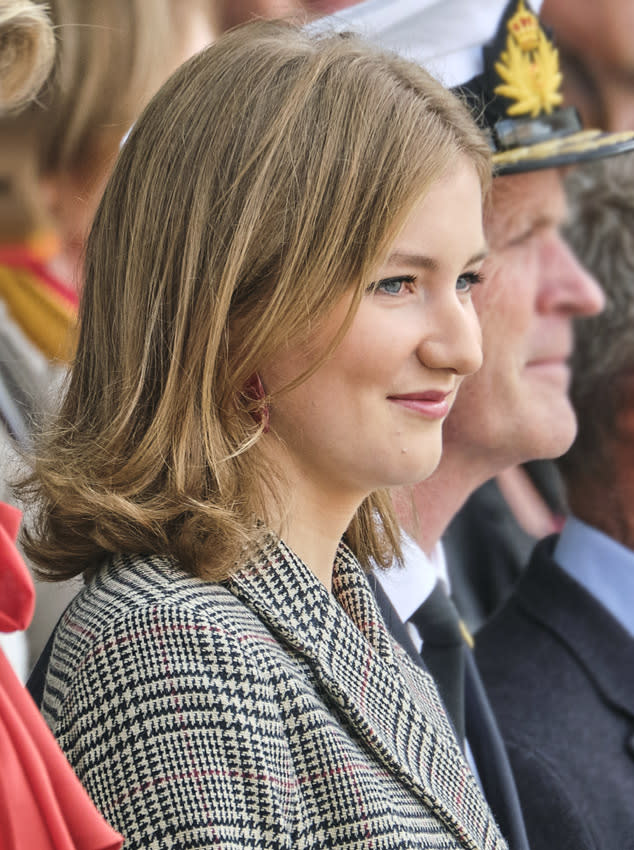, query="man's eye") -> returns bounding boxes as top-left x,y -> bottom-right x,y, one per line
370,275 -> 416,295
456,271 -> 484,293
